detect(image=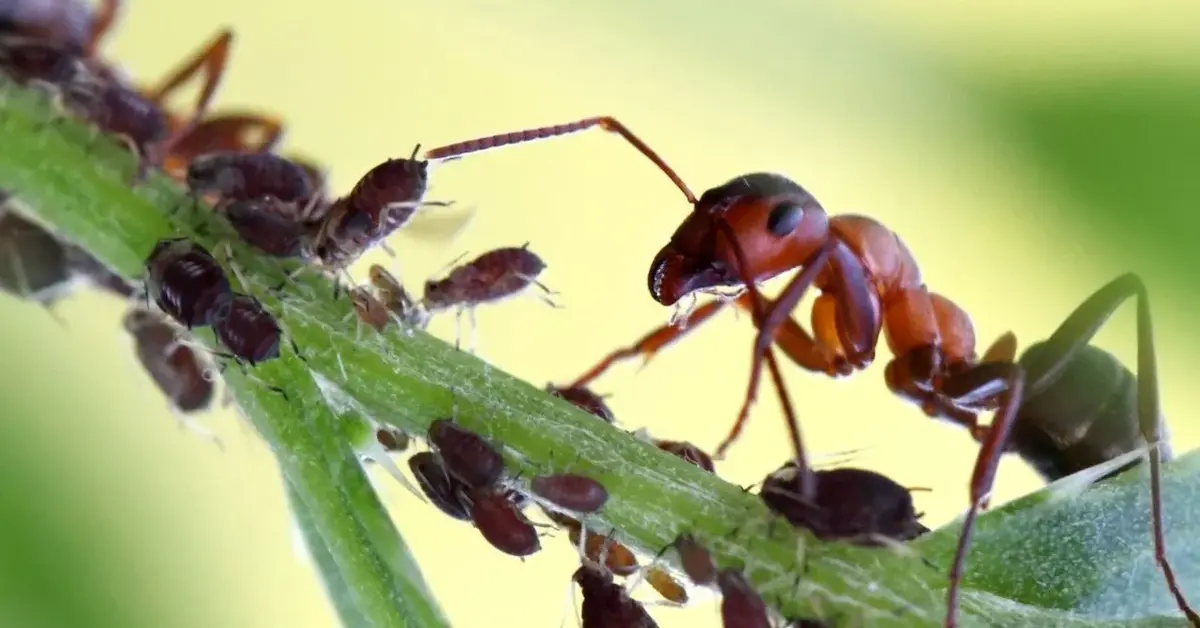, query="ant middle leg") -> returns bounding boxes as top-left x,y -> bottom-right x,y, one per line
145,29 -> 234,147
